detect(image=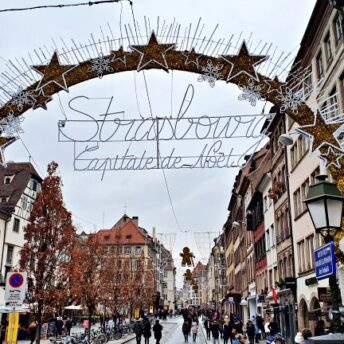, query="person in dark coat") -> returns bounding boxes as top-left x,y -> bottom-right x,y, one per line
211,320 -> 220,344
65,318 -> 72,336
223,321 -> 231,344
143,317 -> 151,344
182,320 -> 190,343
204,317 -> 211,340
133,319 -> 144,344
29,320 -> 37,344
152,320 -> 163,344
55,316 -> 64,337
246,320 -> 255,344
268,319 -> 279,336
